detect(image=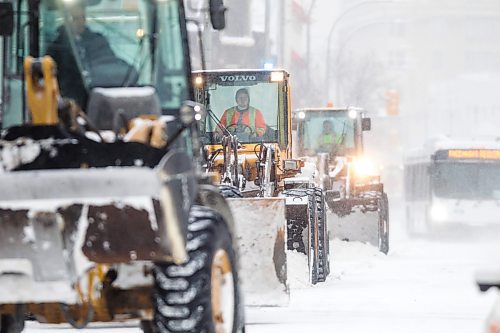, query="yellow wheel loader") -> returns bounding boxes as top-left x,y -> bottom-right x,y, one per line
0,1 -> 245,332
193,70 -> 330,298
293,107 -> 389,254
